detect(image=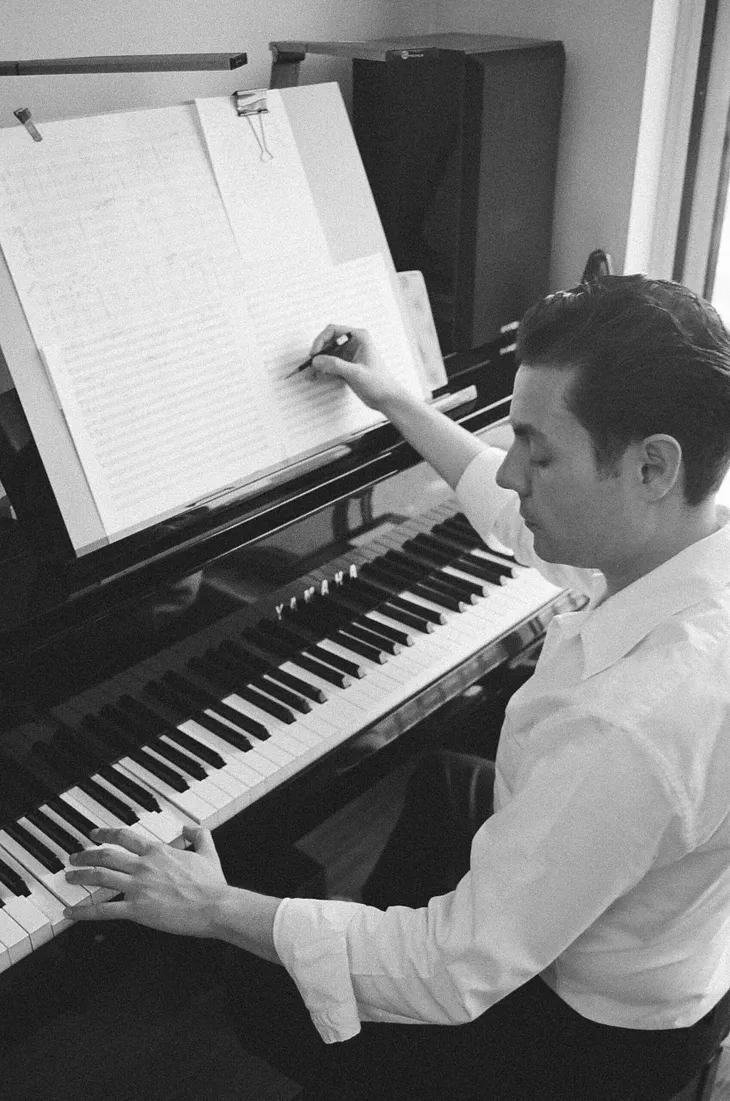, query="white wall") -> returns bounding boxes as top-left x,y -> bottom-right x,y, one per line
428,0 -> 656,290
0,0 -> 428,124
